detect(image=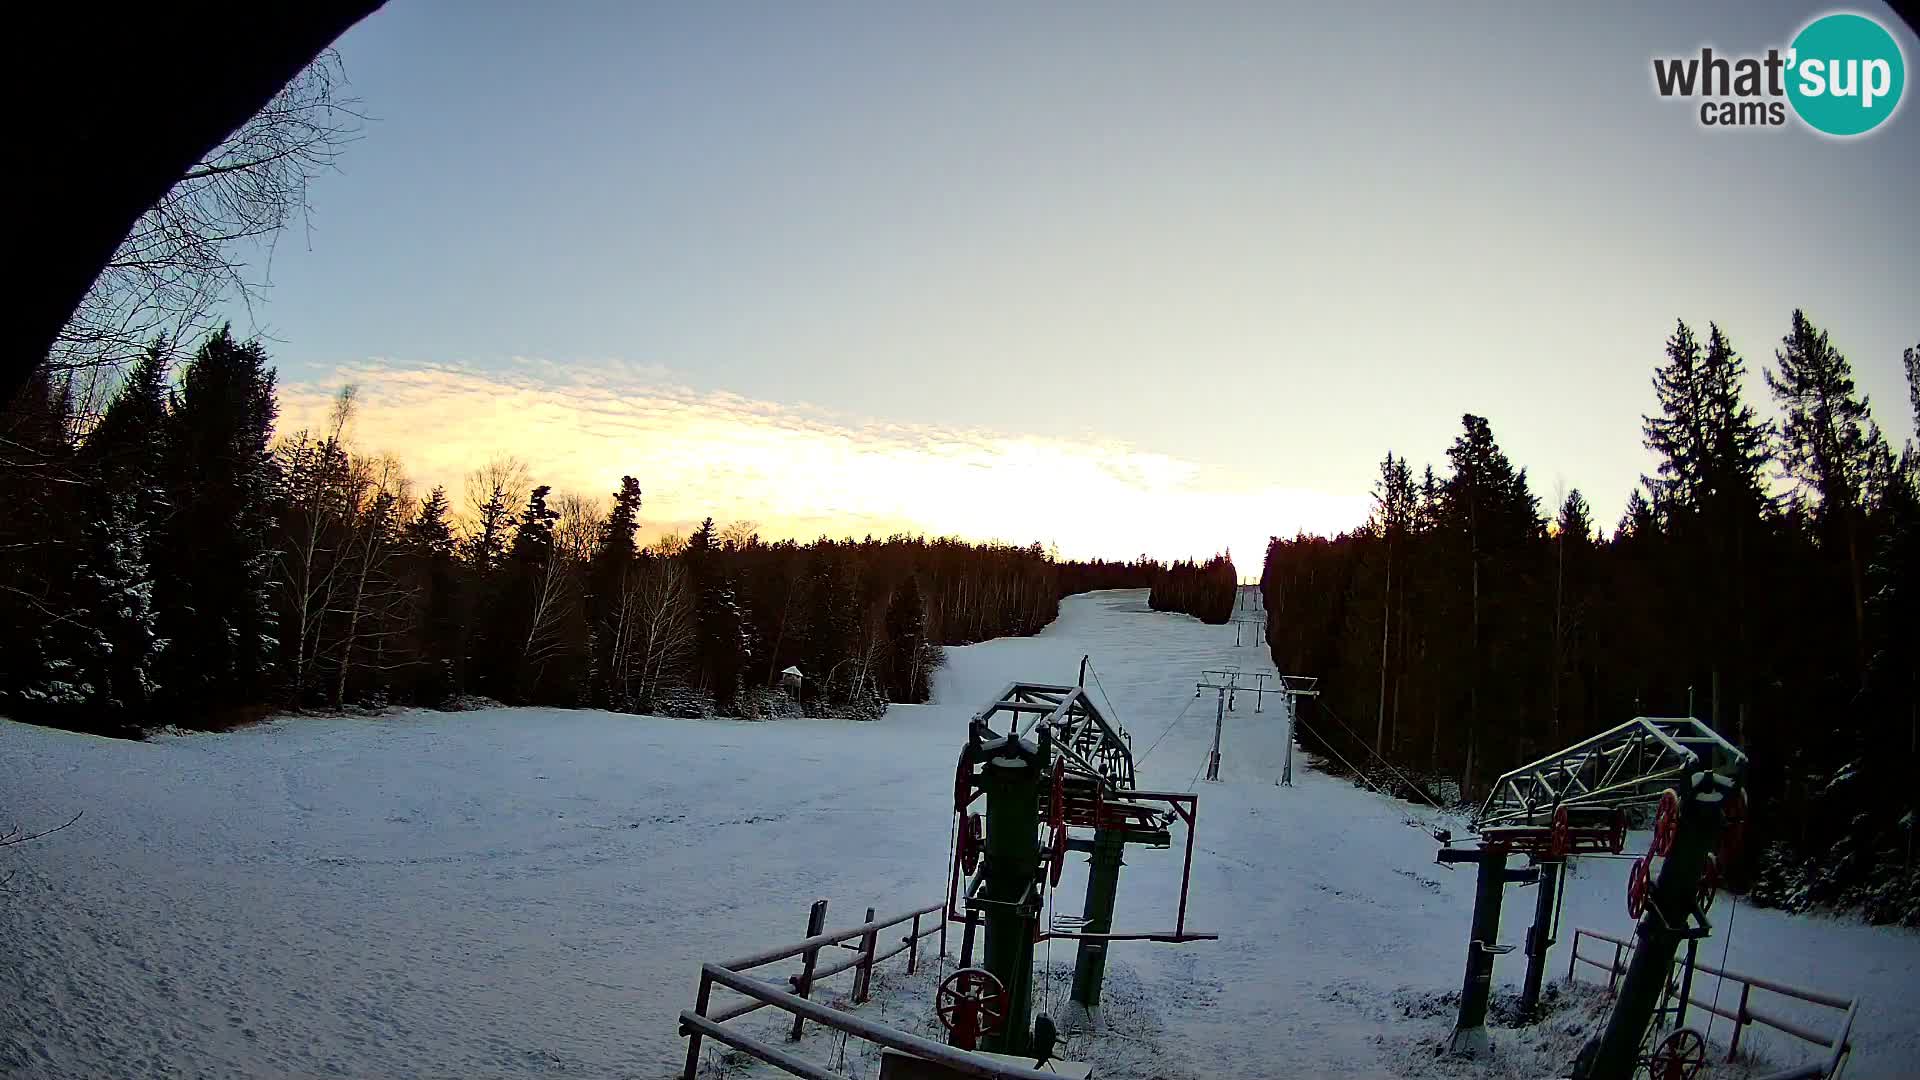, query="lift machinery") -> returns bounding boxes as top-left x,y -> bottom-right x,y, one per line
942,667 -> 1215,1056
1431,715 -> 1748,1080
